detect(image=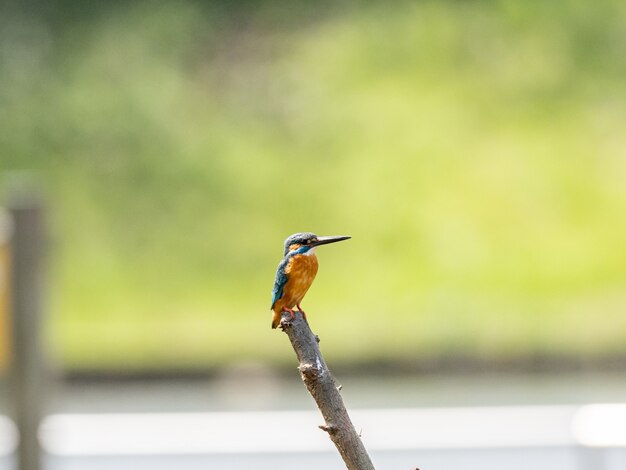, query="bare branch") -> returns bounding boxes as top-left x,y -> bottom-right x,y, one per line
280,311 -> 376,470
